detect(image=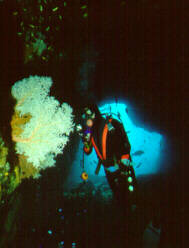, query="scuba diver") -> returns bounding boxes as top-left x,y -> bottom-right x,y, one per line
76,103 -> 138,211
76,103 -> 160,247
